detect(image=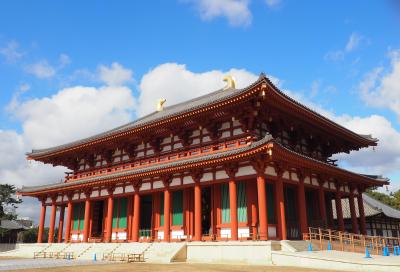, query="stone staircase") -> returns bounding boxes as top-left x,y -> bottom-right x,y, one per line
0,243 -> 49,258
281,240 -> 317,252
0,242 -> 185,262
78,243 -> 119,260
144,242 -> 186,263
